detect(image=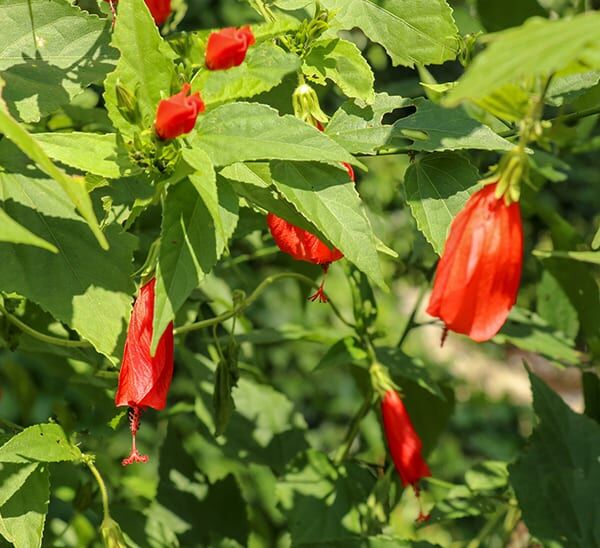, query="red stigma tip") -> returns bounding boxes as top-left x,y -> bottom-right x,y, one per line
440,325 -> 449,347
122,406 -> 149,466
